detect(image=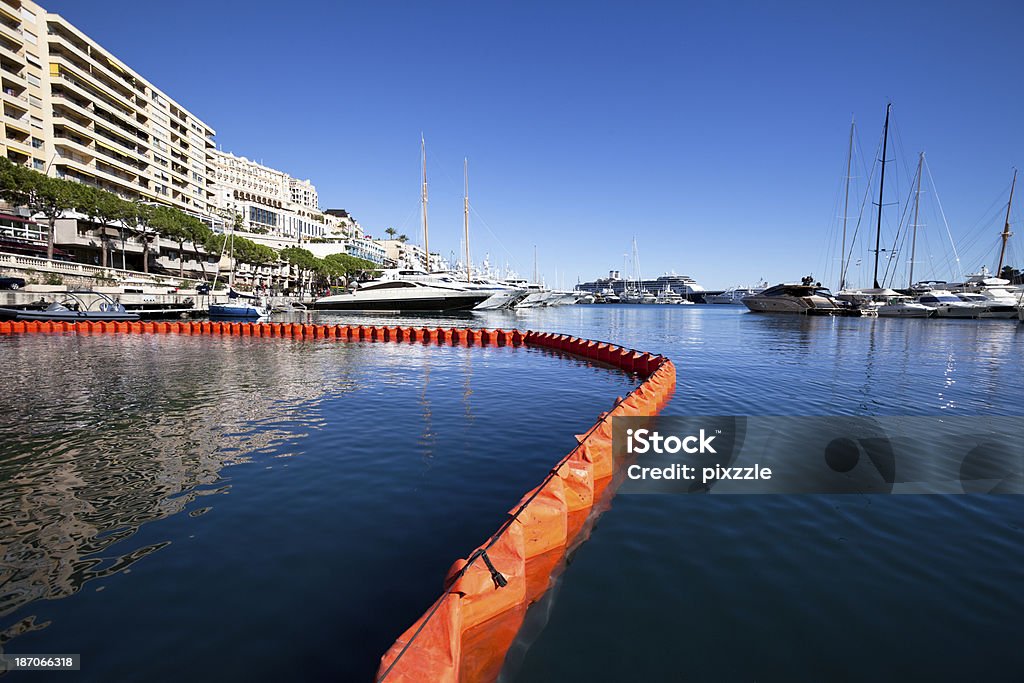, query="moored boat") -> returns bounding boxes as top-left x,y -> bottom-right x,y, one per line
741,280 -> 843,315
0,290 -> 139,322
